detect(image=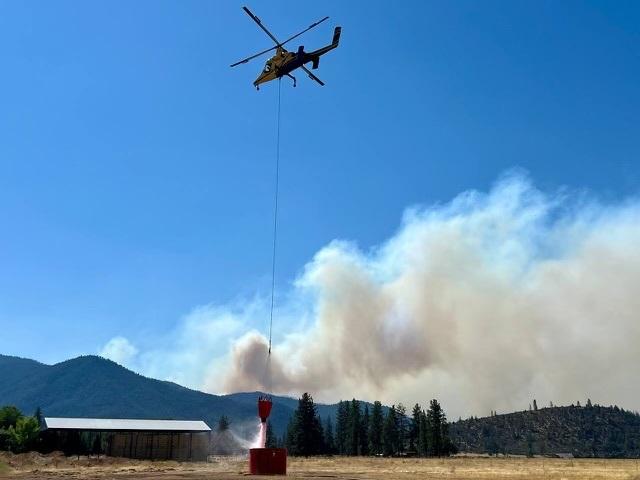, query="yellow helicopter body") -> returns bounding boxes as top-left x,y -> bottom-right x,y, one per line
231,7 -> 341,89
